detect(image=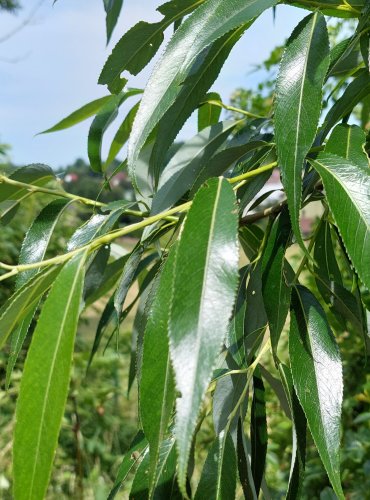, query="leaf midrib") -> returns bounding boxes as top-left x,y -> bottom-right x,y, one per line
313,157 -> 370,233
27,256 -> 84,499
